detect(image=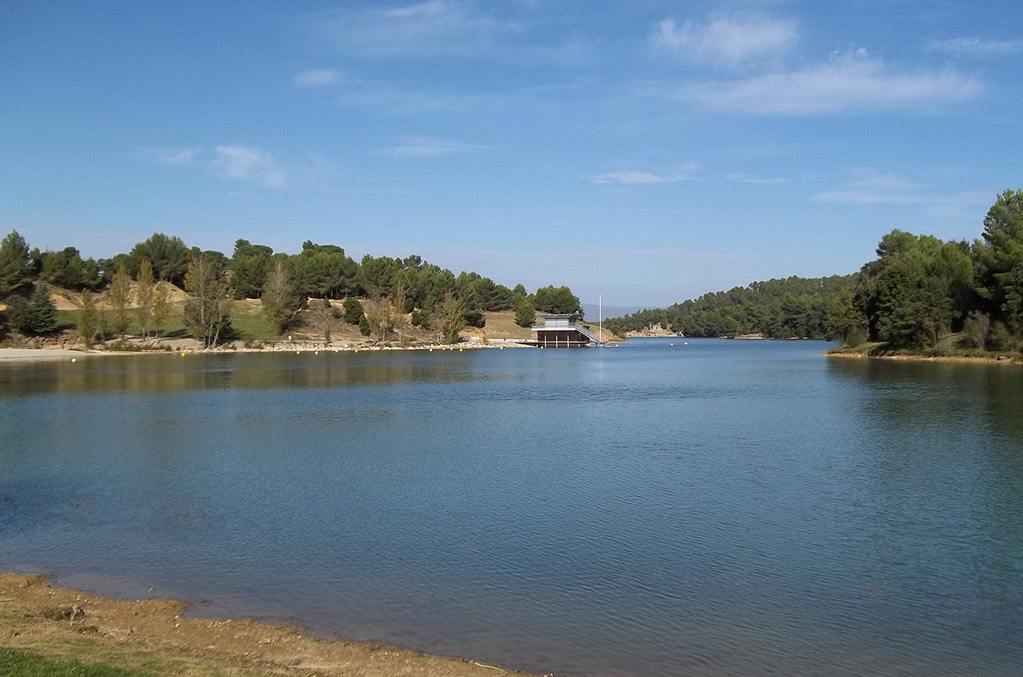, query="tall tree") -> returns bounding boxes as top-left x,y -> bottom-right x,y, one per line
107,263 -> 133,340
974,189 -> 1023,323
77,289 -> 98,348
151,282 -> 171,339
183,254 -> 233,348
392,279 -> 409,346
261,260 -> 305,334
0,230 -> 31,297
437,291 -> 464,344
135,259 -> 155,339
